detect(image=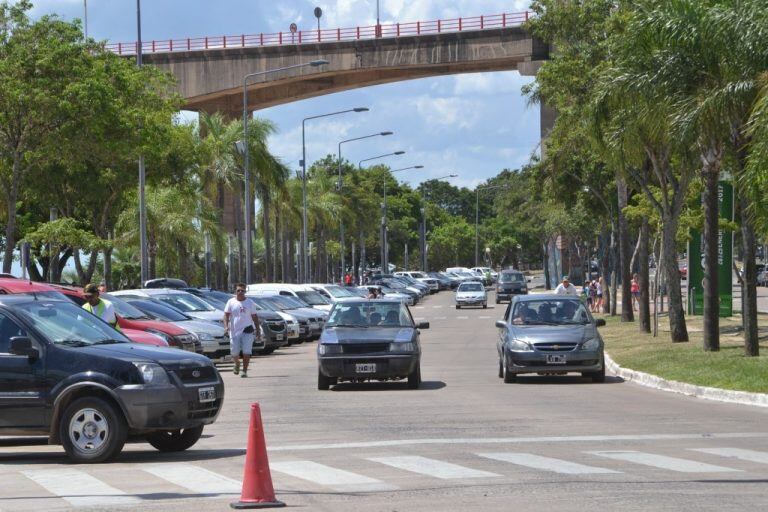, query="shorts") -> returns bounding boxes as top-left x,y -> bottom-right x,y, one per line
231,331 -> 255,356
596,293 -> 603,298
632,291 -> 640,297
